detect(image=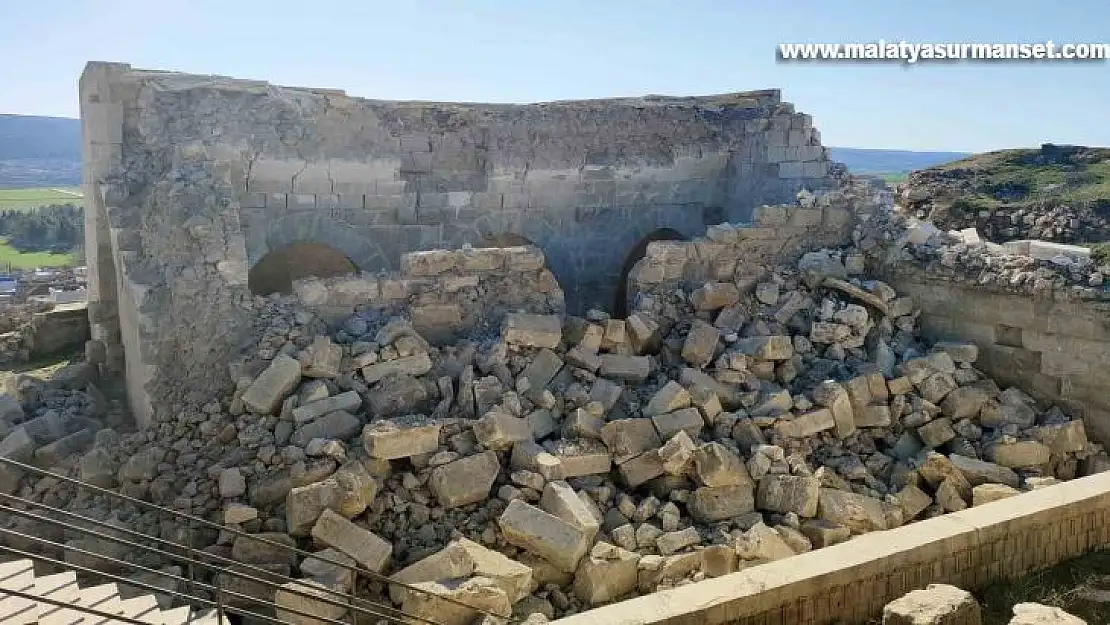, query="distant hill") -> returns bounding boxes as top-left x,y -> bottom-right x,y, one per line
0,114 -> 82,188
829,147 -> 971,175
0,114 -> 80,161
